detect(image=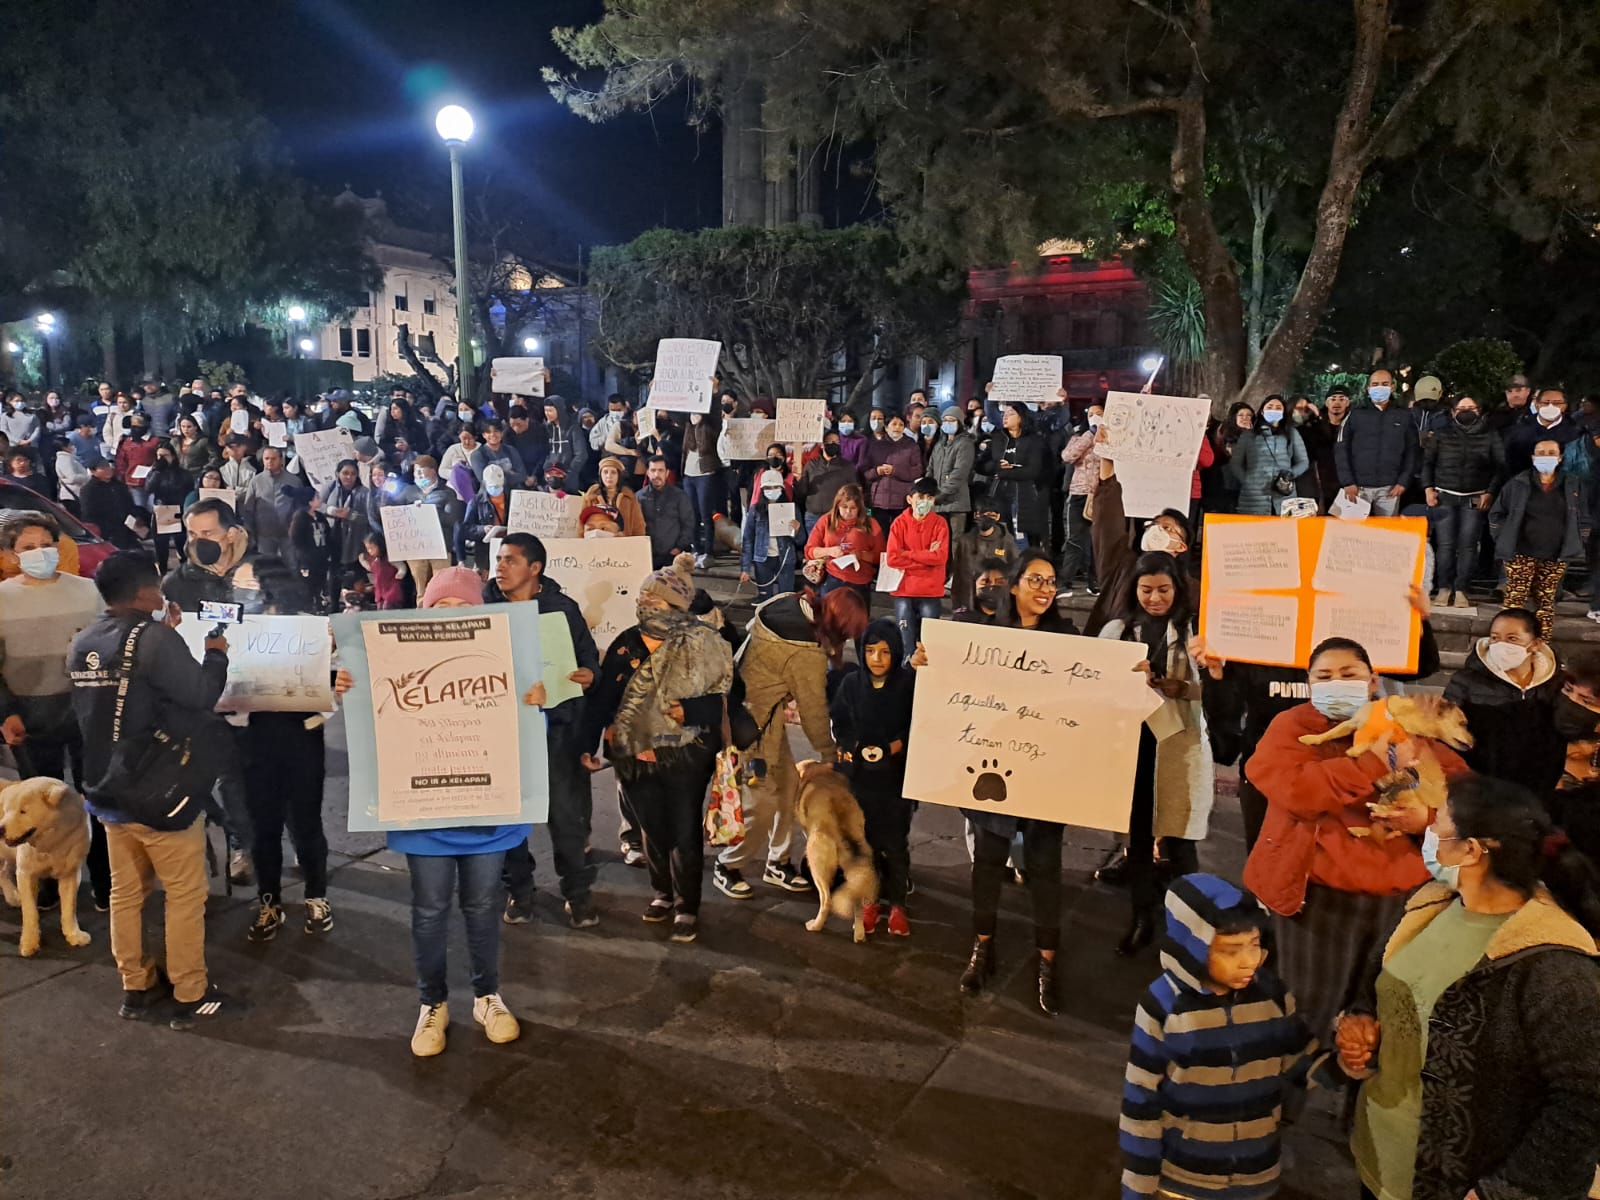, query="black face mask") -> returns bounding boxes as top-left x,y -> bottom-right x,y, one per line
1455,411 -> 1481,427
974,585 -> 1001,612
767,456 -> 785,470
1552,694 -> 1600,741
821,443 -> 840,459
192,538 -> 223,567
722,404 -> 736,414
975,515 -> 1000,531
